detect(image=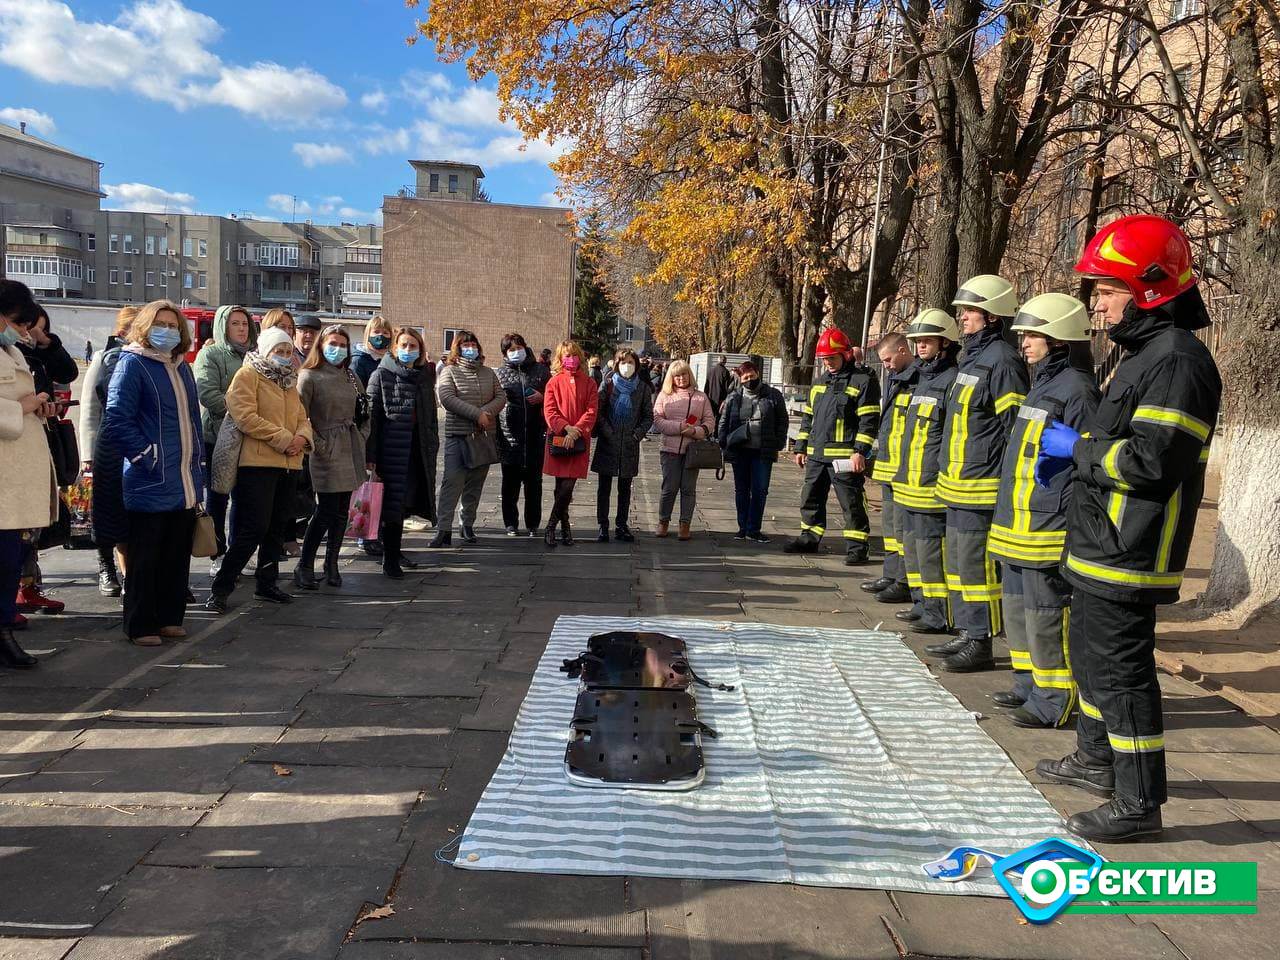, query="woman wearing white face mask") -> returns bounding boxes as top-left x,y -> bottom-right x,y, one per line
590,348 -> 653,542
100,300 -> 205,645
495,332 -> 550,536
206,327 -> 312,613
